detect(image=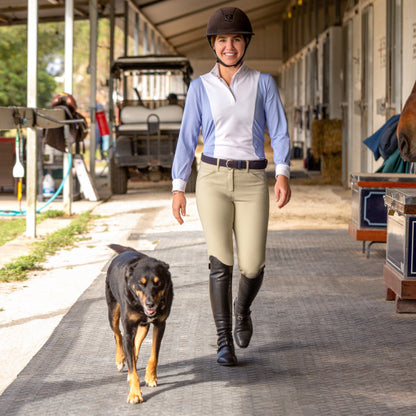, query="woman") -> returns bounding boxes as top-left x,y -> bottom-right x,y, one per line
171,7 -> 291,366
